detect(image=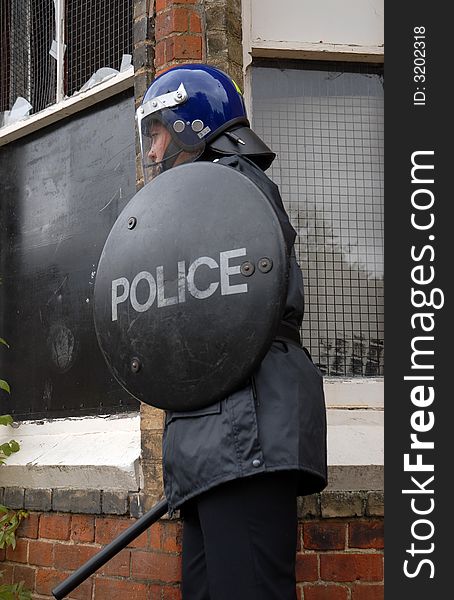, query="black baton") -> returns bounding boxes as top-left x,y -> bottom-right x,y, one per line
52,499 -> 168,599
